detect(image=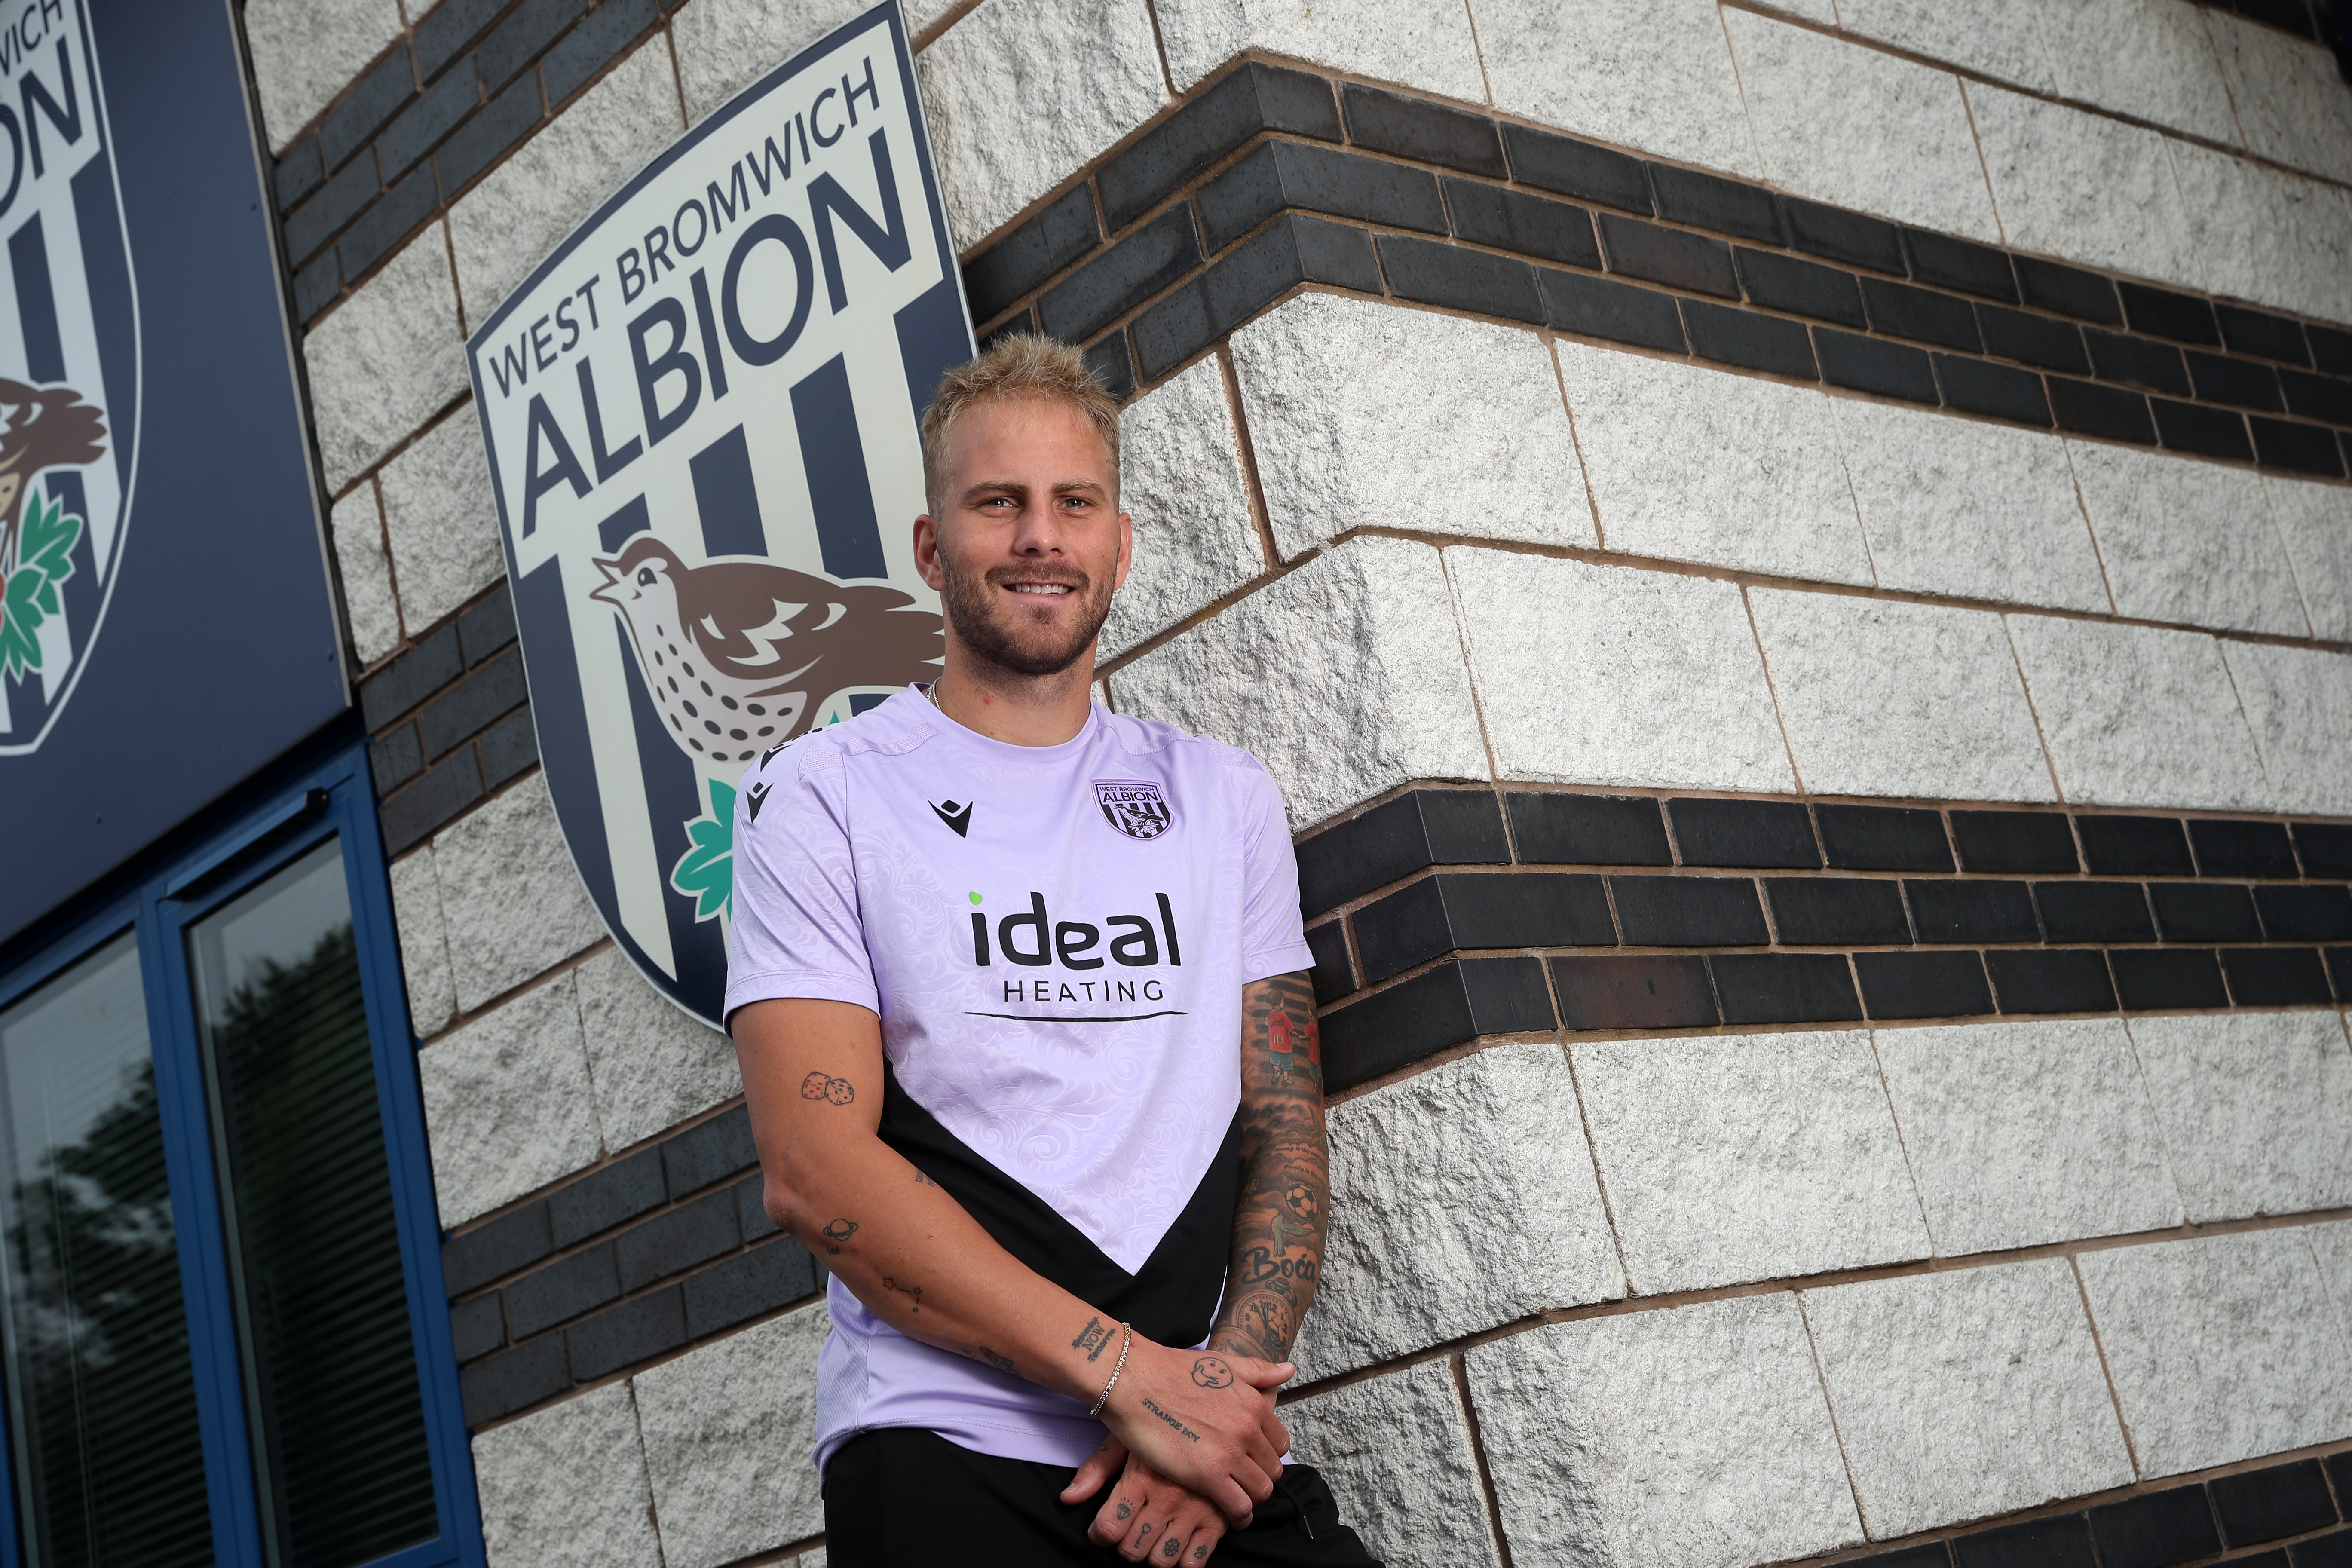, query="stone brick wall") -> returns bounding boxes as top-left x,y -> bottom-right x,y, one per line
250,0 -> 2352,1563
